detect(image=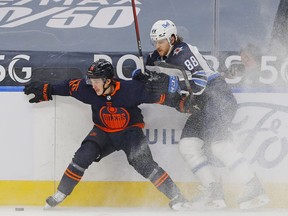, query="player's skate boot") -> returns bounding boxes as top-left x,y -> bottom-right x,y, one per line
191,182 -> 227,209
44,190 -> 67,209
169,195 -> 196,211
238,176 -> 270,209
